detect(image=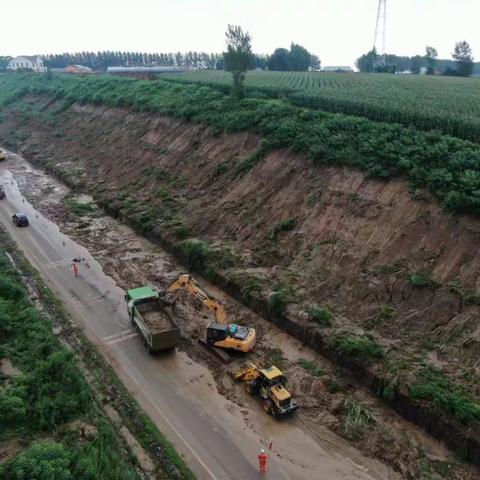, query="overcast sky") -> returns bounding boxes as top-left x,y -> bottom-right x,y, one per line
2,0 -> 479,66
